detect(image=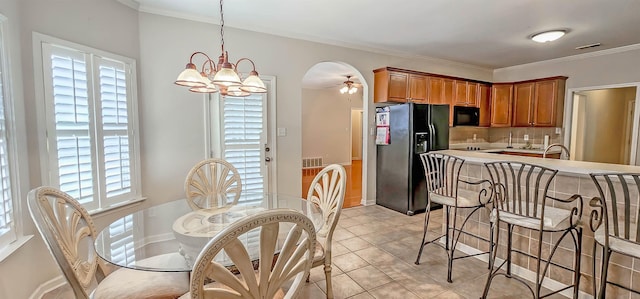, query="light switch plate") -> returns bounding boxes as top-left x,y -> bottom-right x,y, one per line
277,127 -> 286,137
524,134 -> 529,141
555,127 -> 562,134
